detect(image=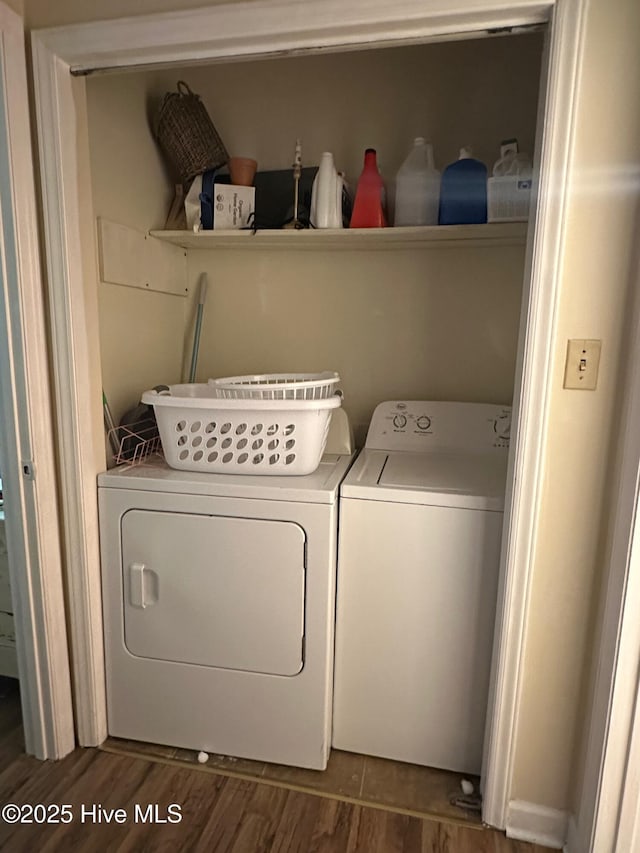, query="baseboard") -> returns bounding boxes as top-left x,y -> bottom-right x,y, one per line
506,799 -> 569,849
